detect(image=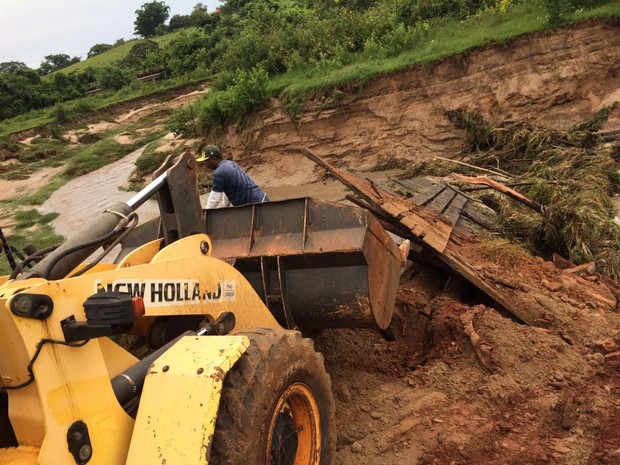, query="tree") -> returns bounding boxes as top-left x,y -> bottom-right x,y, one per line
87,43 -> 114,58
96,65 -> 134,90
38,54 -> 80,75
168,13 -> 194,31
134,1 -> 170,38
190,3 -> 211,27
0,61 -> 28,74
122,40 -> 160,69
0,69 -> 51,120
